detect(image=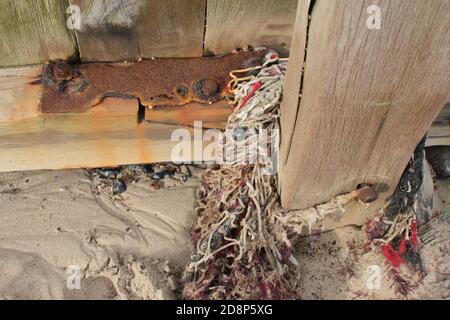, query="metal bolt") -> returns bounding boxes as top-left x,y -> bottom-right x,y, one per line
356,184 -> 378,203
193,78 -> 220,101
201,79 -> 220,97
176,84 -> 189,97
53,61 -> 76,81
